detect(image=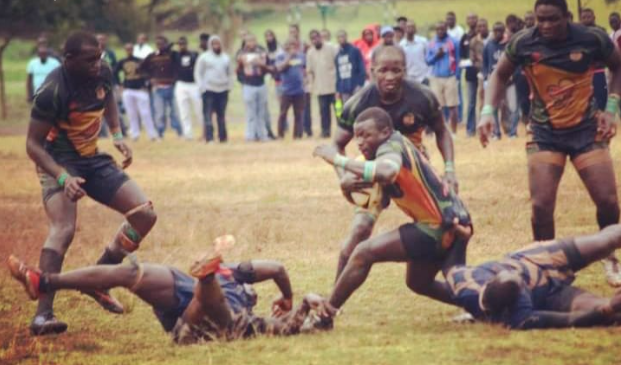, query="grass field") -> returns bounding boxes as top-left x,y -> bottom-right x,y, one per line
2,1 -> 621,364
